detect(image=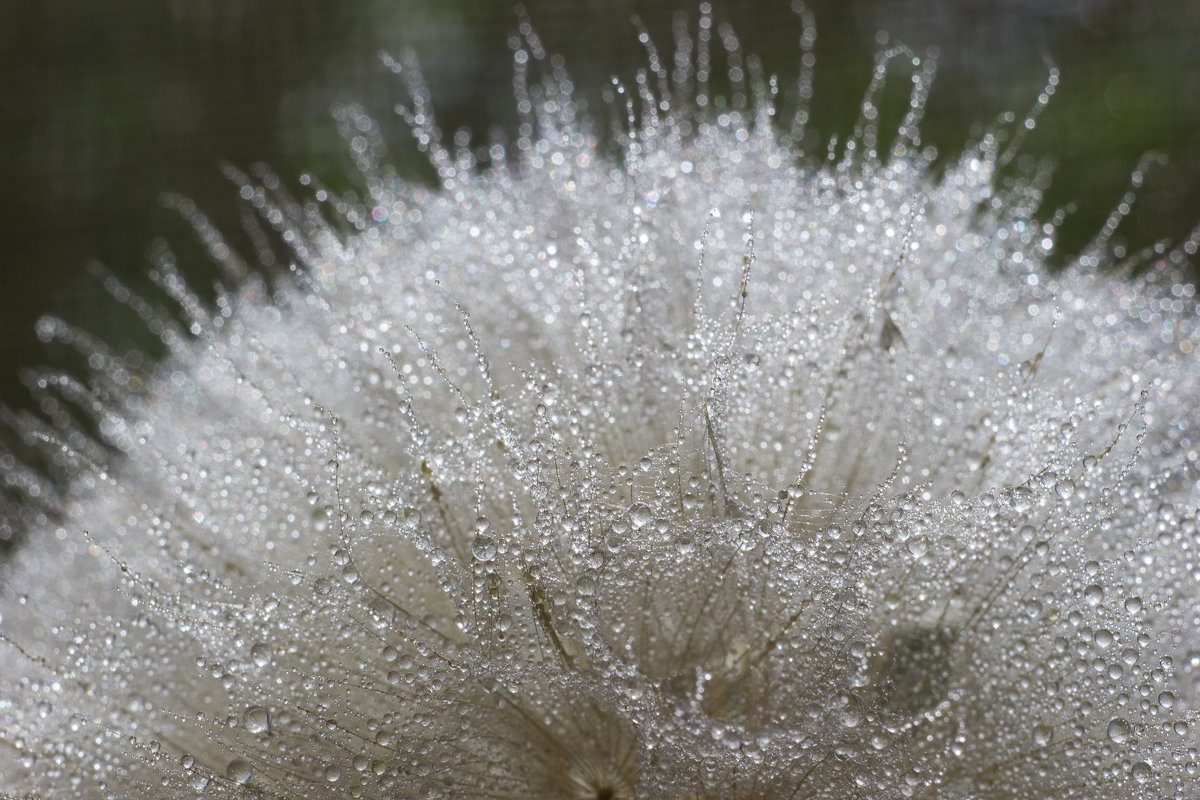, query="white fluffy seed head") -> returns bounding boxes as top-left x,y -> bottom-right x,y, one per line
1,8 -> 1200,800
